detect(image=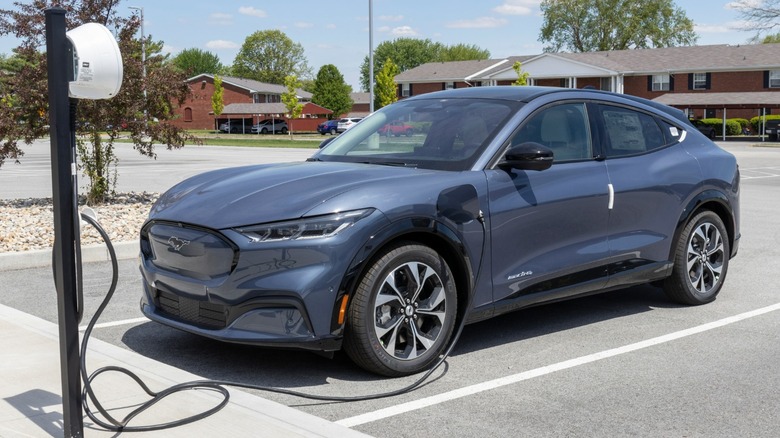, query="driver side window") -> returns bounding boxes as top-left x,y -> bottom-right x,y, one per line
511,103 -> 592,163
